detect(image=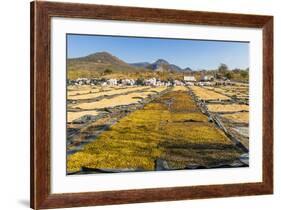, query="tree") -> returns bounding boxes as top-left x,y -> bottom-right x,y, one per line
225,72 -> 233,80
215,72 -> 222,79
104,69 -> 113,74
240,70 -> 249,79
135,78 -> 144,85
218,63 -> 228,74
232,68 -> 241,73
